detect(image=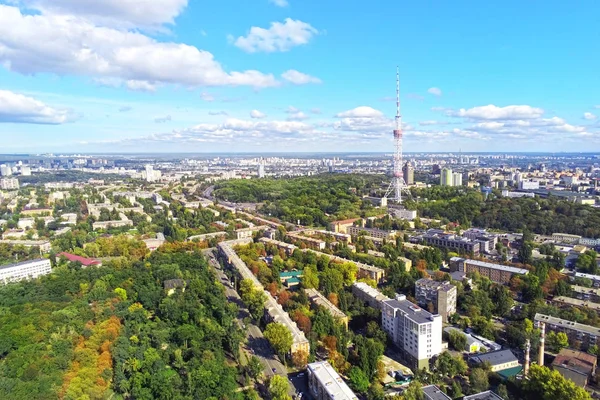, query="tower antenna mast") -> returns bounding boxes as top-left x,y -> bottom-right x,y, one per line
384,67 -> 410,203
